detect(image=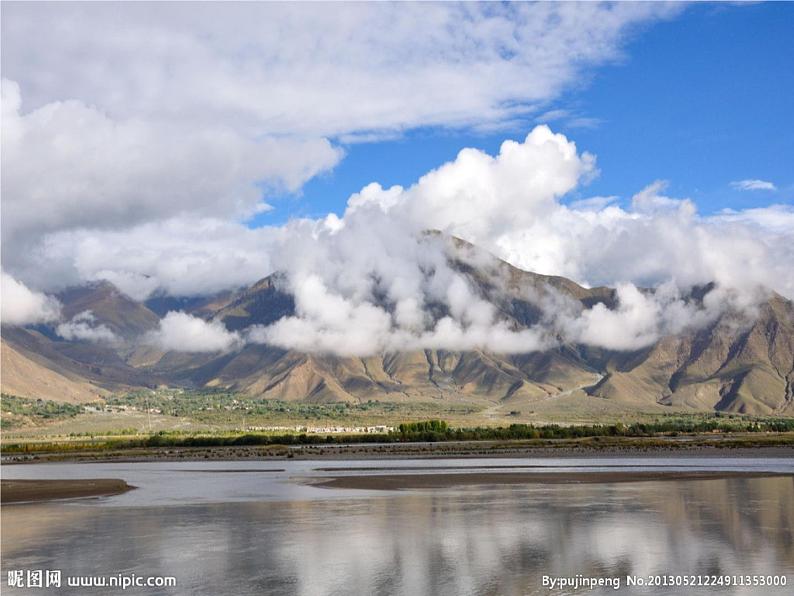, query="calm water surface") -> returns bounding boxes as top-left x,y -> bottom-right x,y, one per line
2,458 -> 793,595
